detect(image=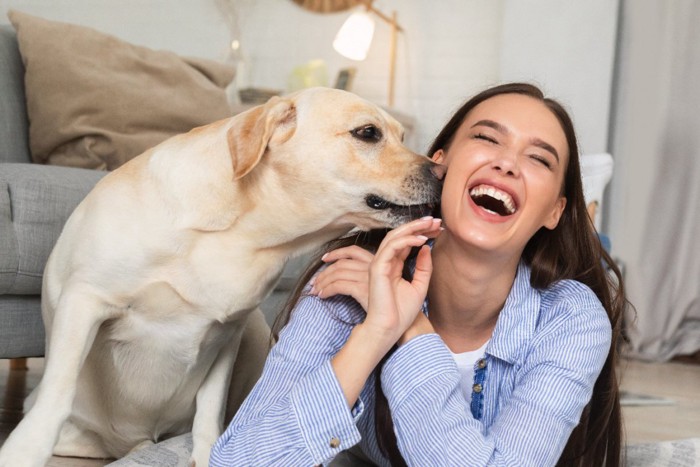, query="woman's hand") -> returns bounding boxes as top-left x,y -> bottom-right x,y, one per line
328,216 -> 441,407
310,245 -> 374,311
361,216 -> 442,344
398,311 -> 435,346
